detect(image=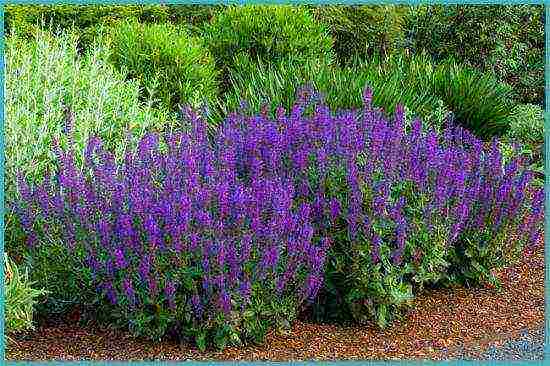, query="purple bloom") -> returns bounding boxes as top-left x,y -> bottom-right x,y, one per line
164,280 -> 176,310
122,277 -> 136,307
114,248 -> 127,269
329,198 -> 341,222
